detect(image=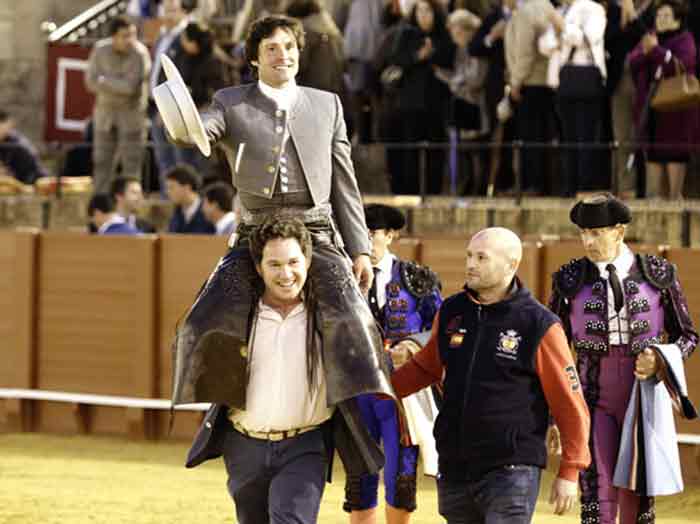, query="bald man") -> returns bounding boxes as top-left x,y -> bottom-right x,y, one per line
389,228 -> 591,524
